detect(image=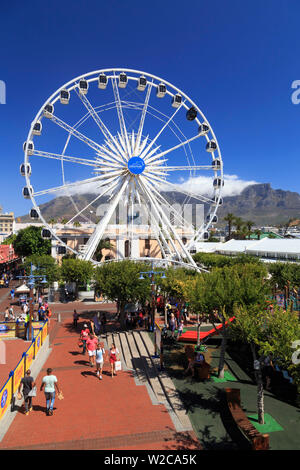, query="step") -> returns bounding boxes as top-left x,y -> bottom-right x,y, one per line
118,332 -> 133,370
132,331 -> 166,404
125,332 -> 148,385
139,331 -> 193,431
